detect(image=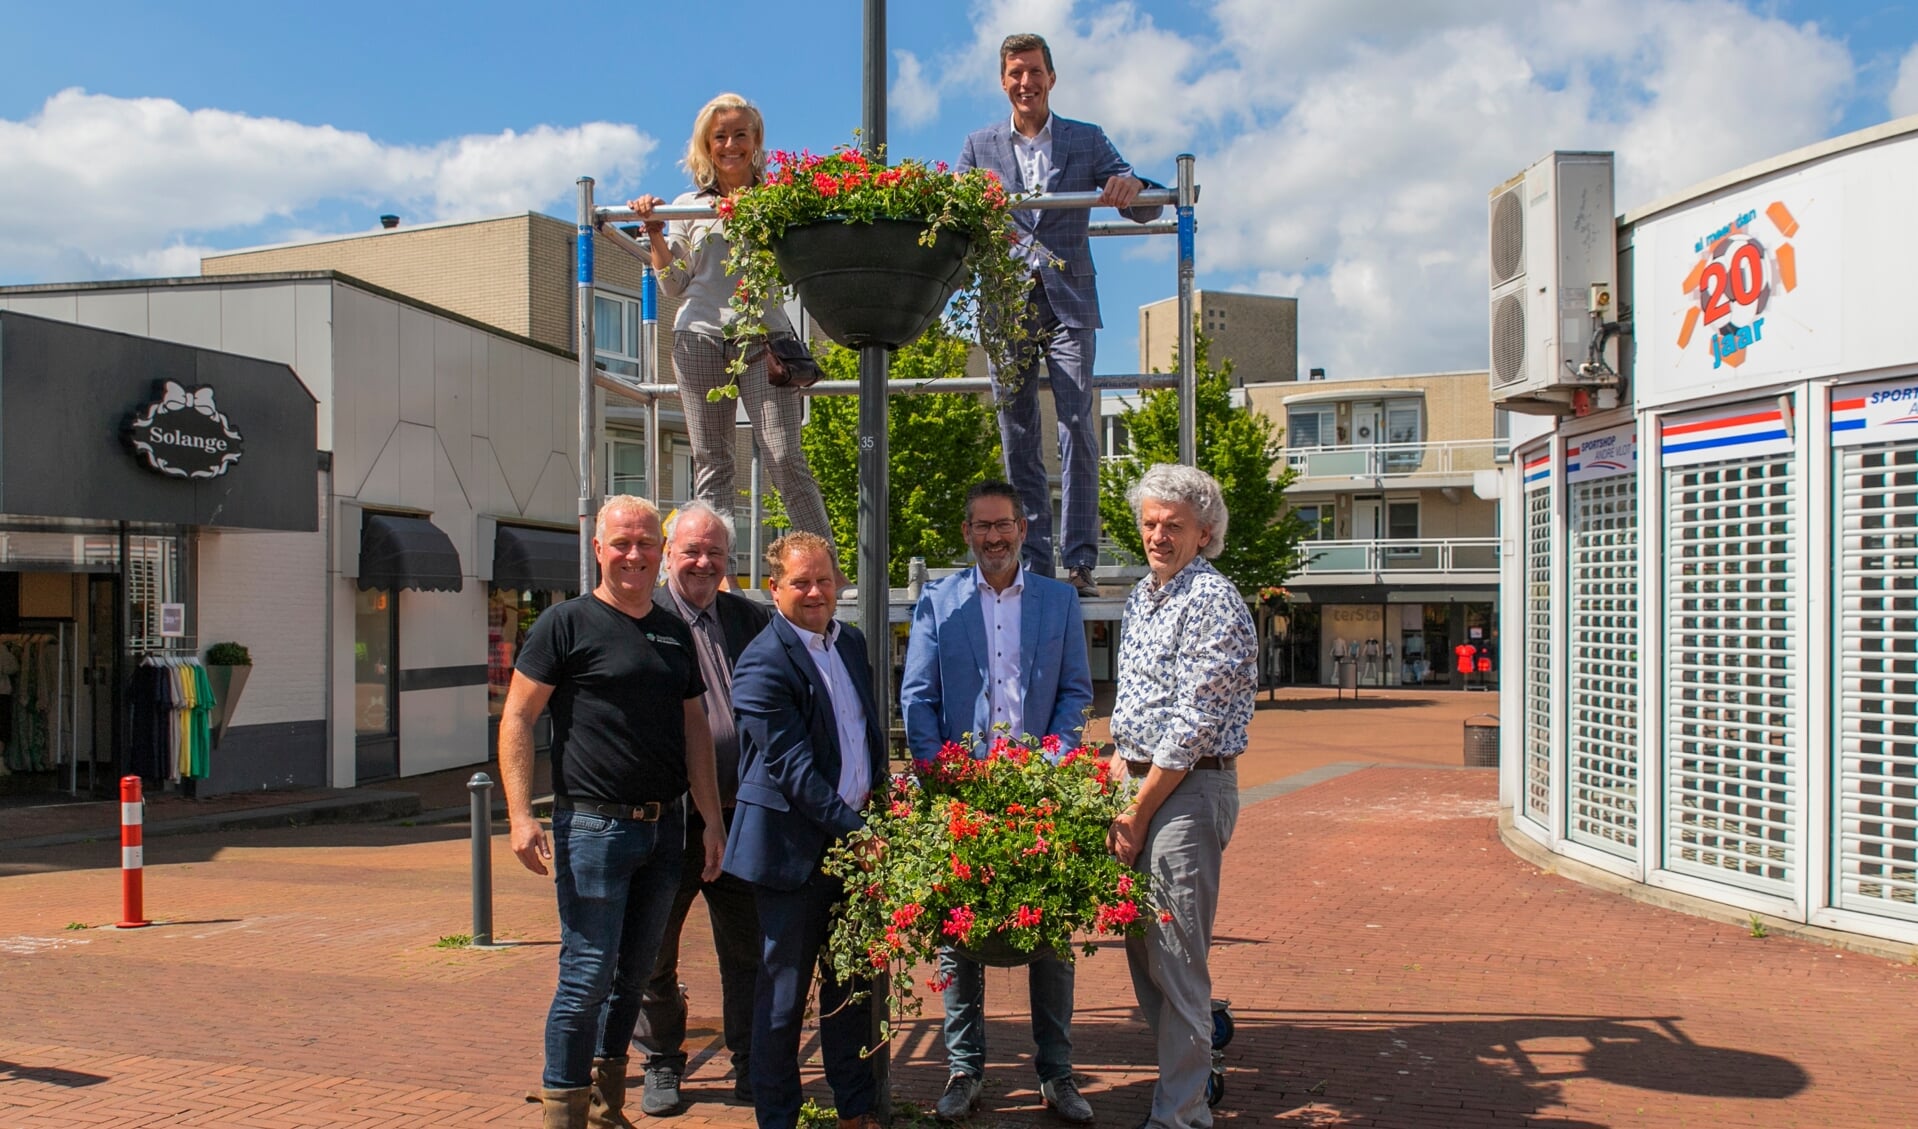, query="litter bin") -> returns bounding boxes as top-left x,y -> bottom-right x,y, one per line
1463,714 -> 1499,767
1336,656 -> 1358,698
